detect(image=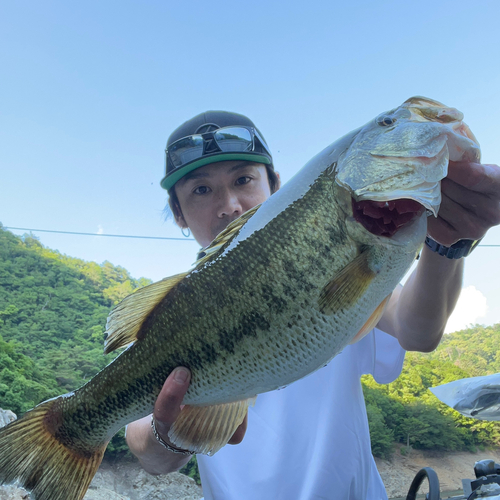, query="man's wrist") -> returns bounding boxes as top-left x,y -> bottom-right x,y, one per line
126,415 -> 192,475
424,237 -> 481,259
150,415 -> 194,456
